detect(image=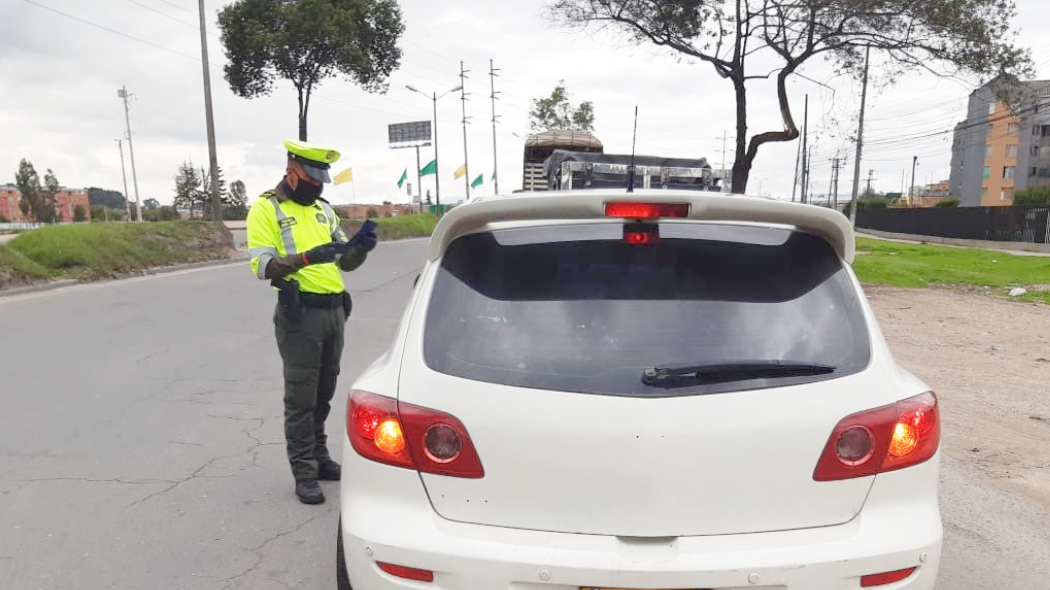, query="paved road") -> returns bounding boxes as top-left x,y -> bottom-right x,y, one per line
0,238 -> 1045,589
